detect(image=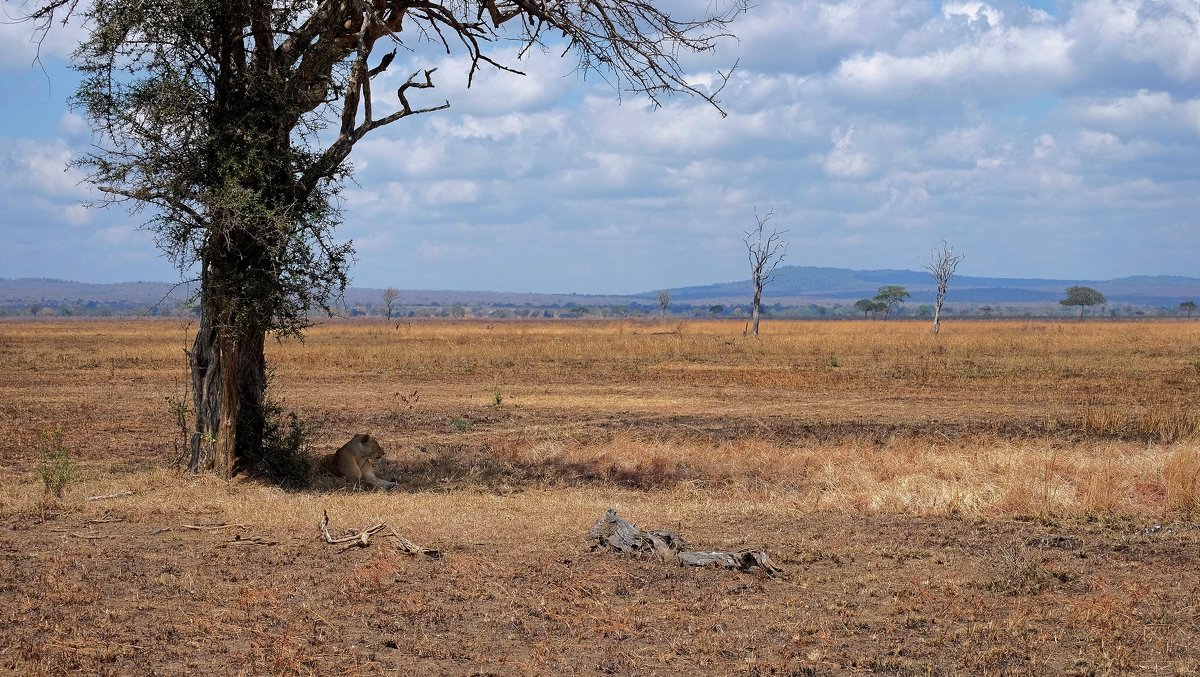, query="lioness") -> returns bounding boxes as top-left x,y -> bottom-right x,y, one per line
320,433 -> 397,490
